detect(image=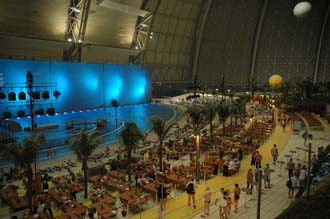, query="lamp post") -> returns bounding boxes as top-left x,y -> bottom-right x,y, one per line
196,134 -> 200,183
26,71 -> 35,131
